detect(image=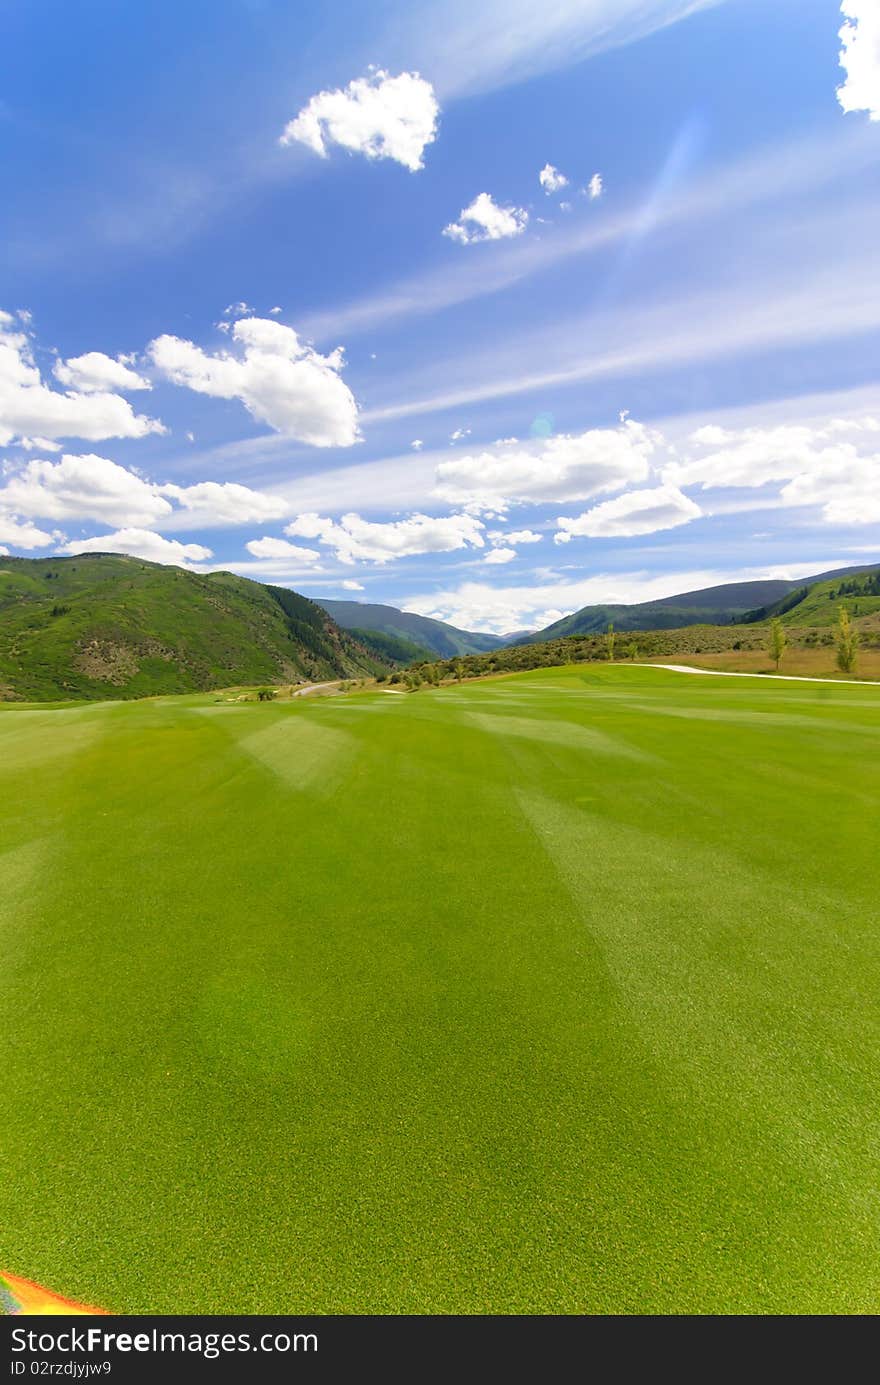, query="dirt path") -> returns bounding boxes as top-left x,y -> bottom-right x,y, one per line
291,681 -> 340,697
635,663 -> 880,687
